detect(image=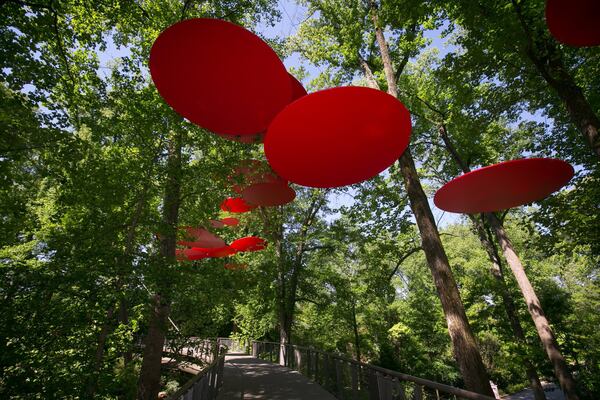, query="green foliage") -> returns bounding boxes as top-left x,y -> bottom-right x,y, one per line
2,0 -> 599,398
